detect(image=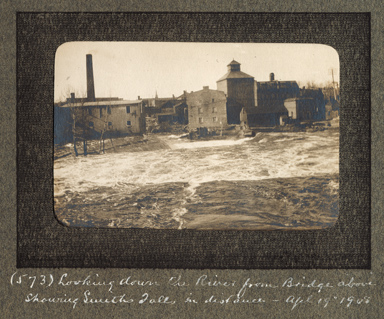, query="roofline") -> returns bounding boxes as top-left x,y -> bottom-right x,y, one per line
60,100 -> 142,108
217,71 -> 254,82
227,60 -> 241,66
257,80 -> 299,84
186,88 -> 226,94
